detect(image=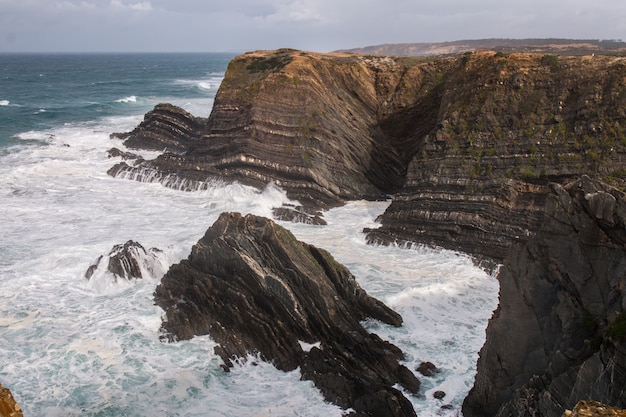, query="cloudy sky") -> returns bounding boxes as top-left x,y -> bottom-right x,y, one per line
1,0 -> 625,53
